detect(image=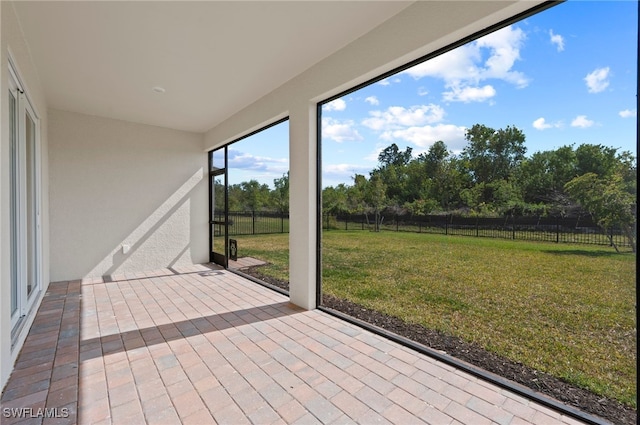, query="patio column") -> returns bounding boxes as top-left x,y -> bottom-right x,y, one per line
288,102 -> 317,310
